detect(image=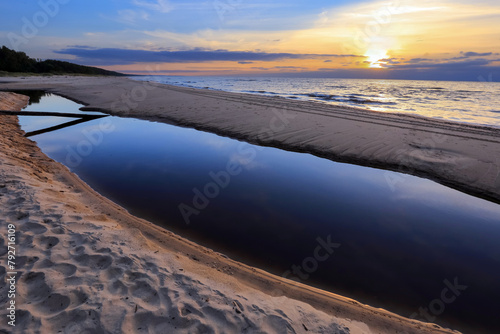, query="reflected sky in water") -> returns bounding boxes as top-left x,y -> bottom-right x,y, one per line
19,94 -> 500,334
